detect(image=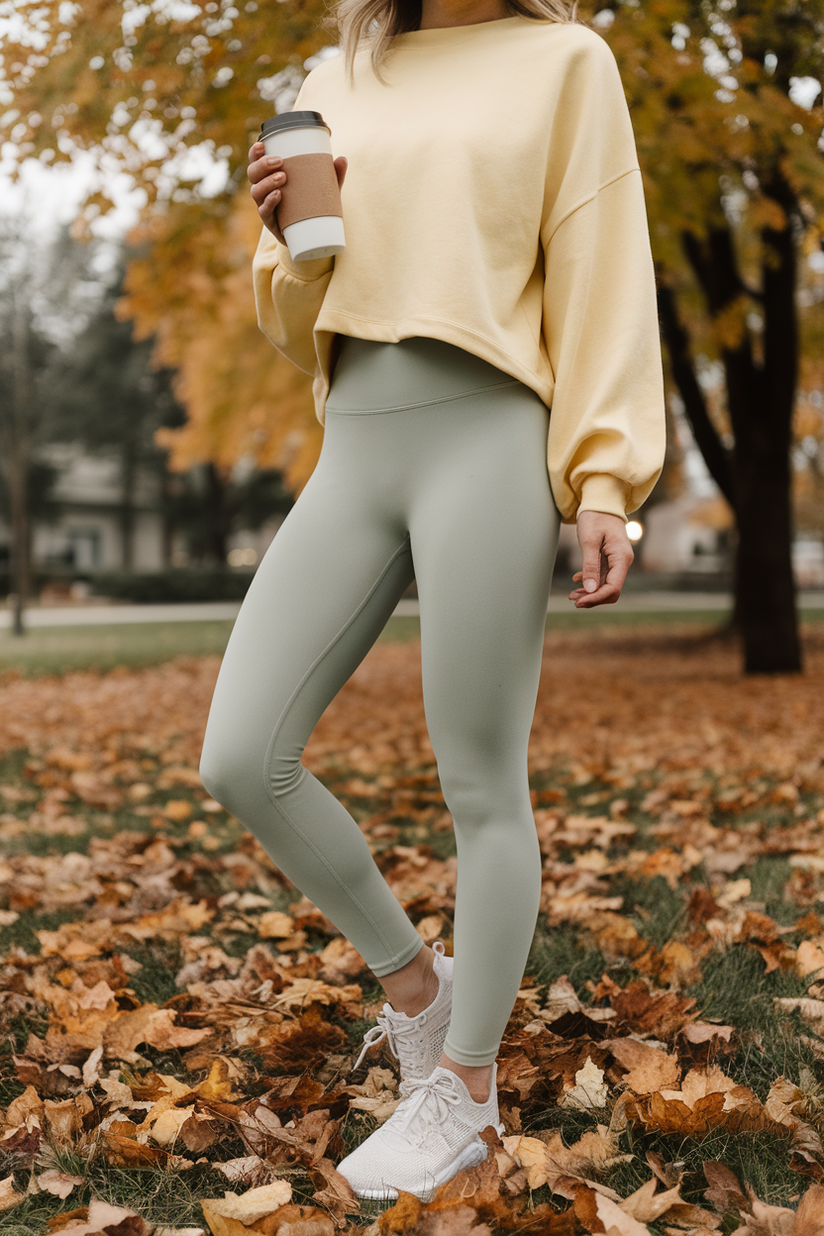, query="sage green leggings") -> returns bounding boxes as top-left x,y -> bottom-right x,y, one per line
199,333 -> 561,1066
